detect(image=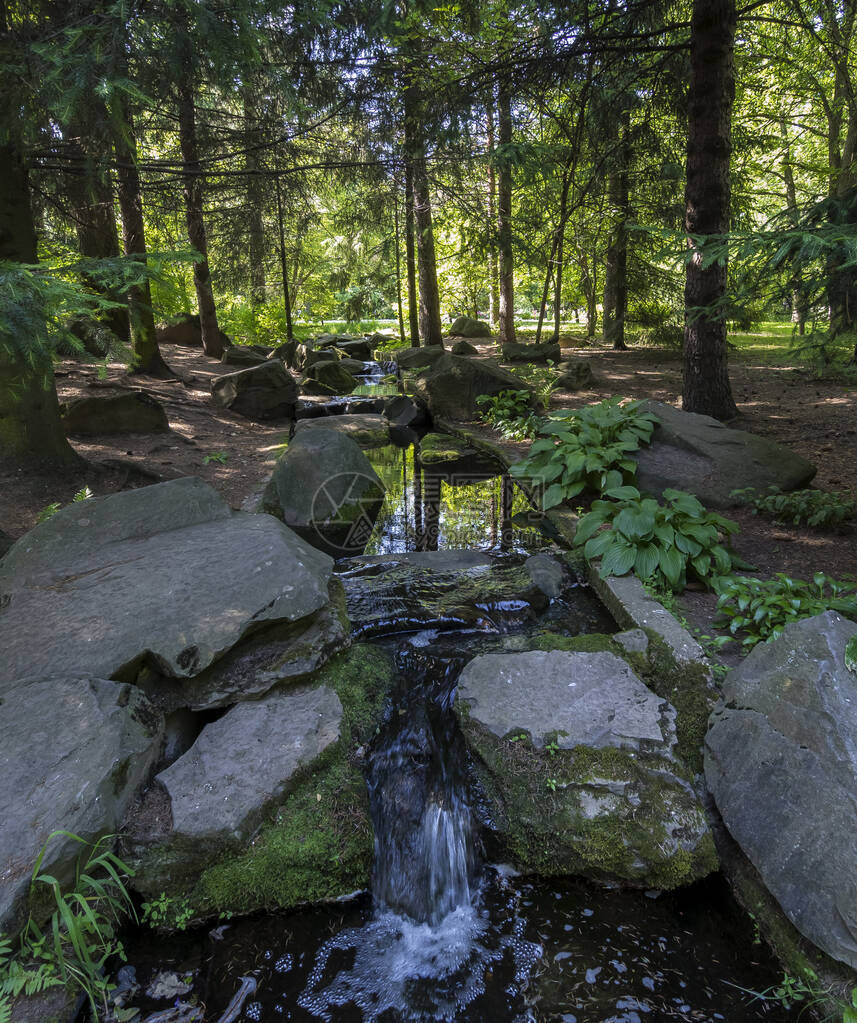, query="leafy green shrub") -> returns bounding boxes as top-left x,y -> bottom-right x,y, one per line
712,572 -> 857,647
732,486 -> 856,530
575,486 -> 740,590
509,397 -> 657,509
476,389 -> 541,441
0,833 -> 135,1020
629,300 -> 675,329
